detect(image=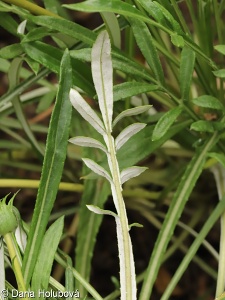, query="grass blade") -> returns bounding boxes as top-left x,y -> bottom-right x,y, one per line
180,46 -> 195,102
22,49 -> 72,285
161,196 -> 225,300
139,132 -> 219,300
129,18 -> 165,86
